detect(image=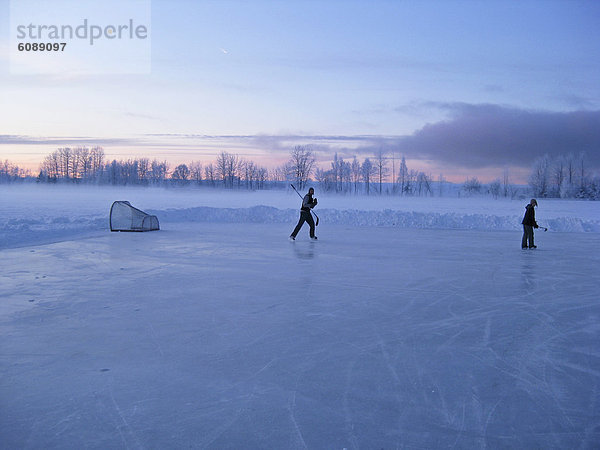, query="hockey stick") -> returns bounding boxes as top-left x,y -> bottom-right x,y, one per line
290,184 -> 319,226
